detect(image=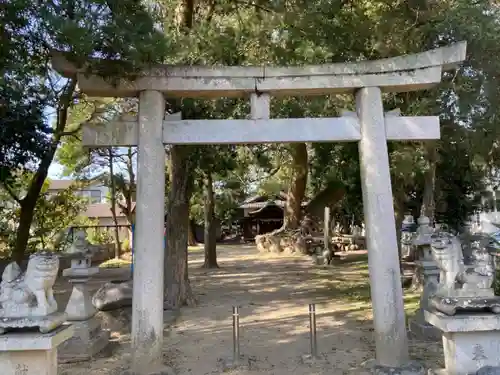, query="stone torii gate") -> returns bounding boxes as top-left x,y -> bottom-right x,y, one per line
53,41 -> 466,374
